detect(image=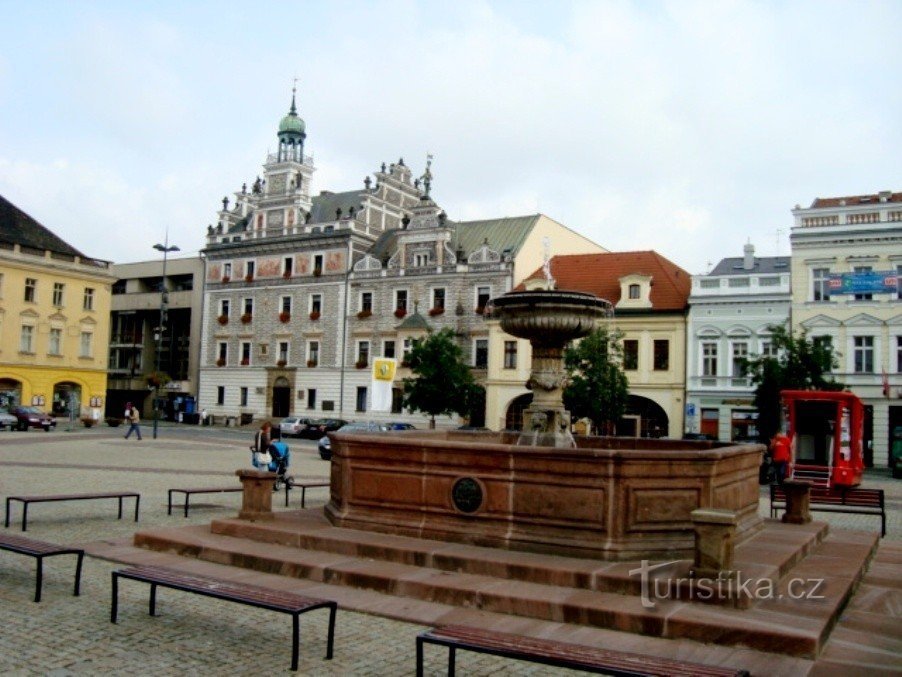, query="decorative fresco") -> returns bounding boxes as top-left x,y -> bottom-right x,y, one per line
258,257 -> 281,277
208,262 -> 222,280
326,250 -> 345,272
297,256 -> 310,274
